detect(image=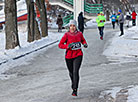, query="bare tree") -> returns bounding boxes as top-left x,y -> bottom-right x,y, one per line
121,0 -> 132,12
25,0 -> 41,42
4,0 -> 20,49
36,0 -> 48,37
